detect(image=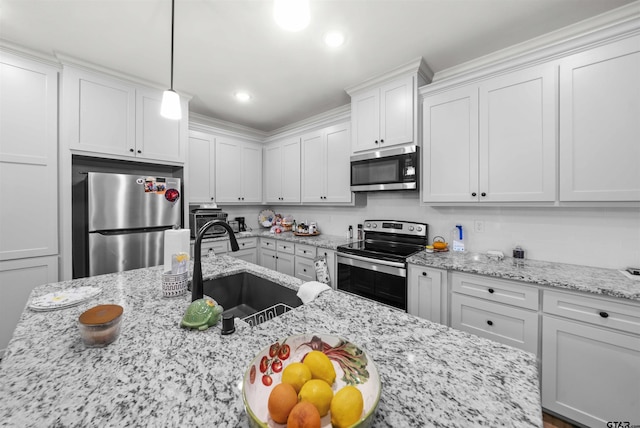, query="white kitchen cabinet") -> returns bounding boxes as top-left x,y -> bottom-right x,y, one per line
215,136 -> 262,203
264,137 -> 301,203
190,239 -> 228,259
258,239 -> 294,276
422,63 -> 557,203
228,237 -> 258,264
407,265 -> 447,324
450,272 -> 540,355
559,35 -> 640,202
542,290 -> 640,427
64,66 -> 187,163
1,51 -> 59,262
187,130 -> 216,203
294,243 -> 317,282
301,122 -> 352,204
350,75 -> 414,153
